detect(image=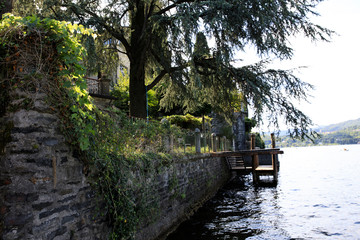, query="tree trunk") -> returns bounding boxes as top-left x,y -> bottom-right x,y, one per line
128,1 -> 147,119
129,58 -> 147,118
